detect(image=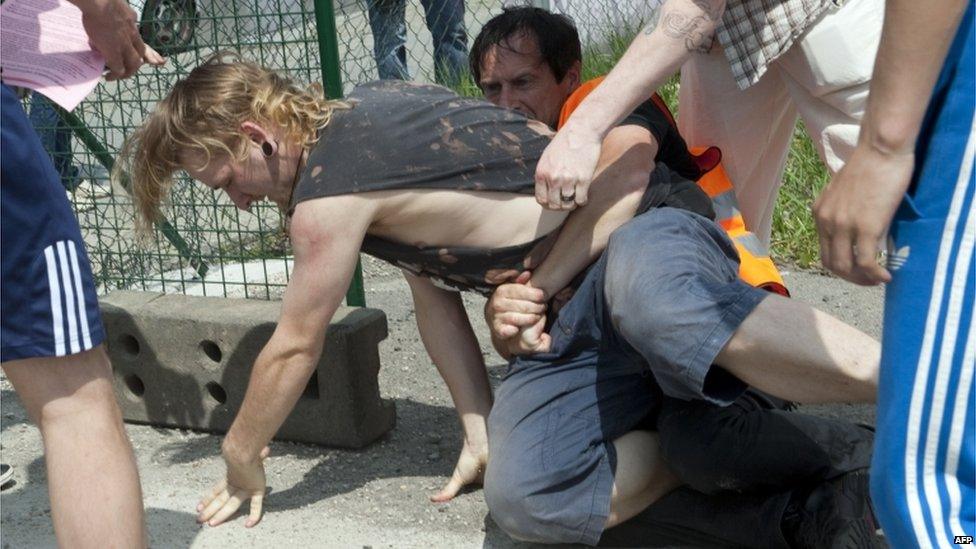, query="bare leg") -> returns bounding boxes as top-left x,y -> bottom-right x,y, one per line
3,345 -> 146,548
605,208 -> 878,406
716,294 -> 879,403
606,431 -> 681,528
